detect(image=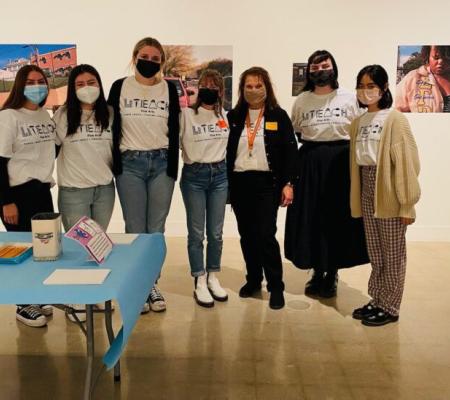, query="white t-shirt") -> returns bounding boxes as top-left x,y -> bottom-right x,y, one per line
355,109 -> 390,166
234,108 -> 270,172
119,76 -> 169,152
180,107 -> 229,164
54,105 -> 114,188
291,88 -> 361,141
0,107 -> 56,187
